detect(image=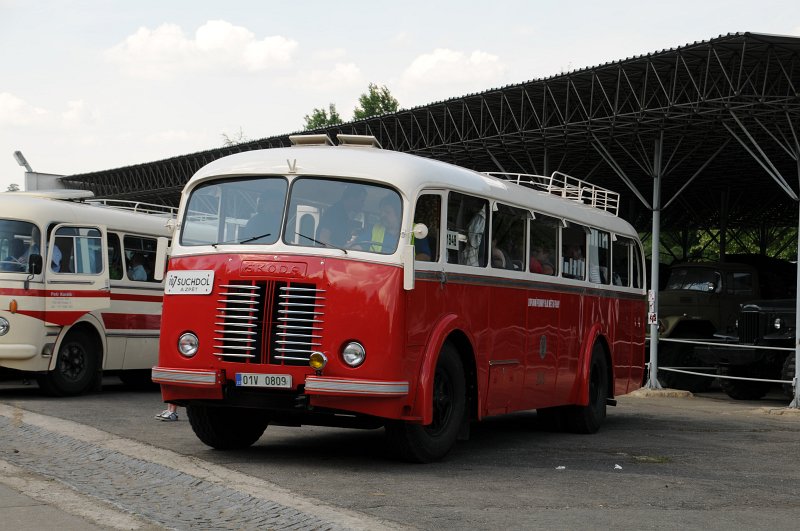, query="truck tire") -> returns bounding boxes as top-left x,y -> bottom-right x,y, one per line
187,405 -> 269,450
717,365 -> 771,400
657,340 -> 713,393
781,356 -> 796,400
385,342 -> 466,463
